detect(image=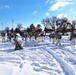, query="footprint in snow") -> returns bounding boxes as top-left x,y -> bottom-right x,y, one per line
19,63 -> 23,68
